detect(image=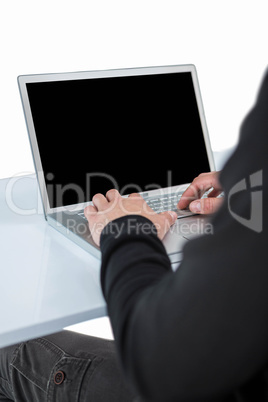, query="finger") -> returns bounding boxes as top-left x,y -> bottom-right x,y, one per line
178,172 -> 221,210
128,192 -> 142,199
189,197 -> 223,215
84,204 -> 97,217
207,188 -> 222,198
159,210 -> 177,227
197,172 -> 210,177
158,210 -> 178,238
165,210 -> 177,224
106,188 -> 120,202
92,193 -> 109,211
178,183 -> 202,210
